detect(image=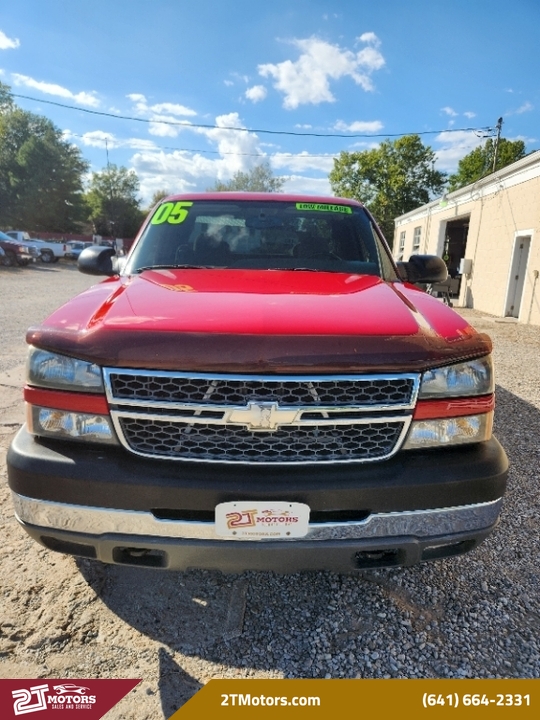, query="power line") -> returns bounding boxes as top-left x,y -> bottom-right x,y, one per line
65,131 -> 337,158
11,91 -> 496,140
